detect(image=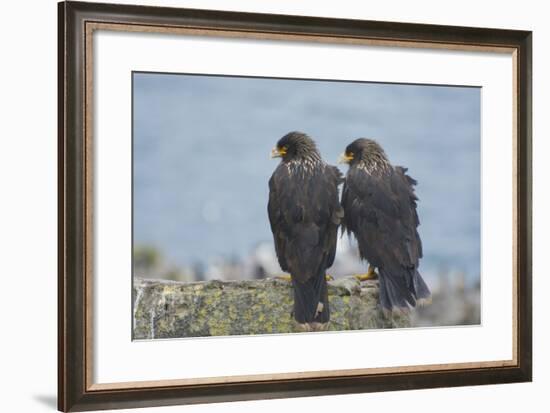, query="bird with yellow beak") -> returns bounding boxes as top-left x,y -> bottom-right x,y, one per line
267,131 -> 344,331
339,138 -> 431,314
